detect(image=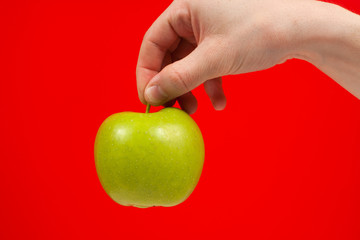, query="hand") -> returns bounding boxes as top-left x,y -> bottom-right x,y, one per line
136,0 -> 360,114
136,0 -> 299,113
